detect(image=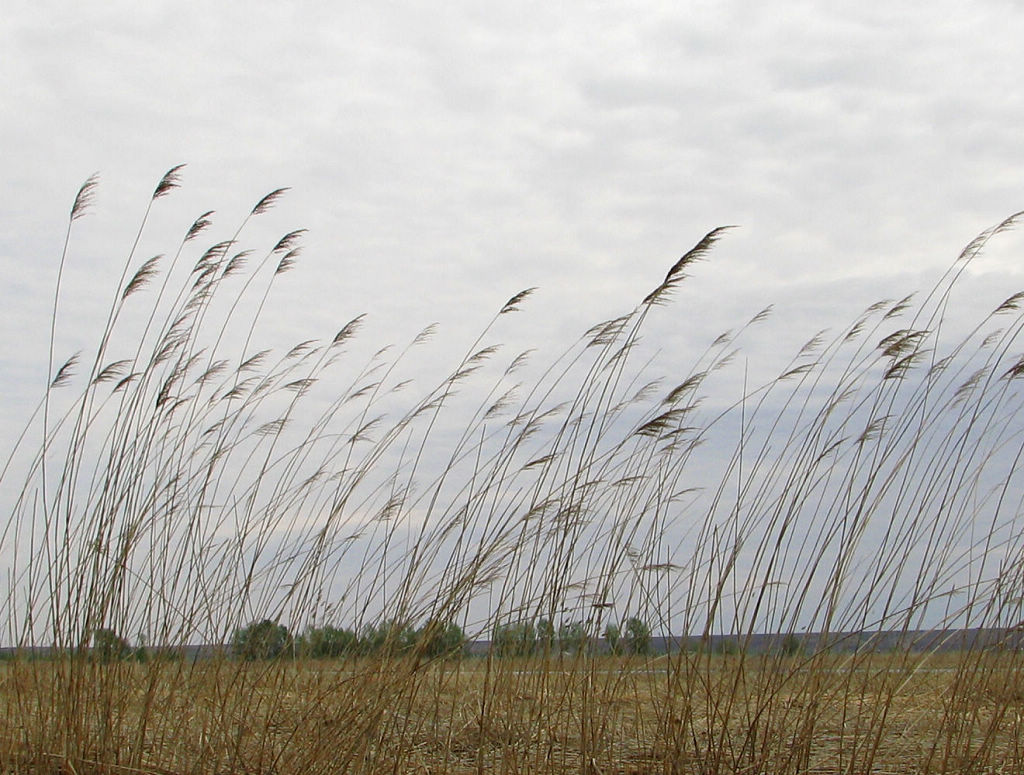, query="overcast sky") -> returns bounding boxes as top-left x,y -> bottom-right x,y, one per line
3,1 -> 1024,632
5,1 -> 1024,385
